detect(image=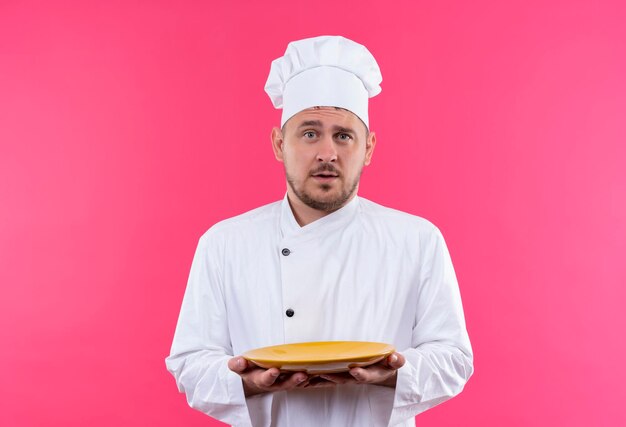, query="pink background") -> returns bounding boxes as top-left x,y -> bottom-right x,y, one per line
1,1 -> 624,425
